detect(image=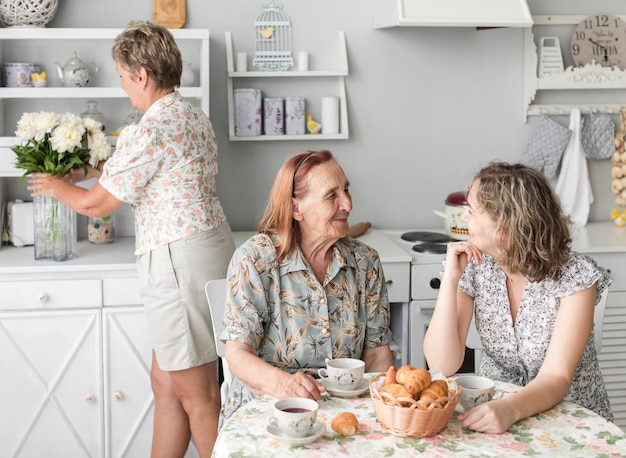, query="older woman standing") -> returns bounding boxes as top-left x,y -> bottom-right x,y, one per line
220,150 -> 394,423
28,21 -> 234,457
